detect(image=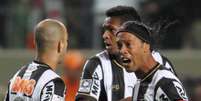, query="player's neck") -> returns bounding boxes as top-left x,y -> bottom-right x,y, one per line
142,55 -> 157,73
135,55 -> 158,79
35,52 -> 58,70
